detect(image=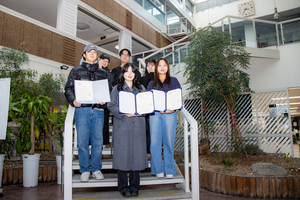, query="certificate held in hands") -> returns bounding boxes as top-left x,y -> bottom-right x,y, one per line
119,91 -> 154,115
151,88 -> 182,111
75,79 -> 111,103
